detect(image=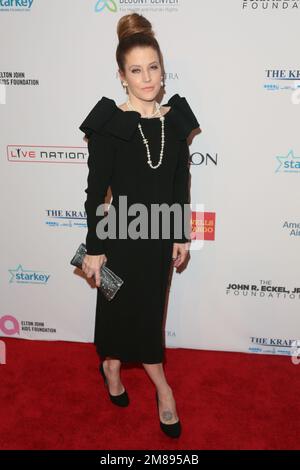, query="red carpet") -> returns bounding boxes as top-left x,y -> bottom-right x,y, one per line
0,337 -> 299,450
